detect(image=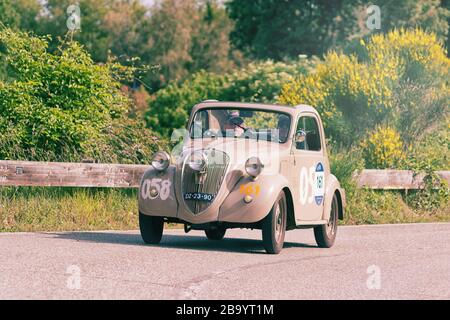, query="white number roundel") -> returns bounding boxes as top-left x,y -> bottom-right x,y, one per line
141,178 -> 171,201
299,168 -> 309,205
299,163 -> 325,206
